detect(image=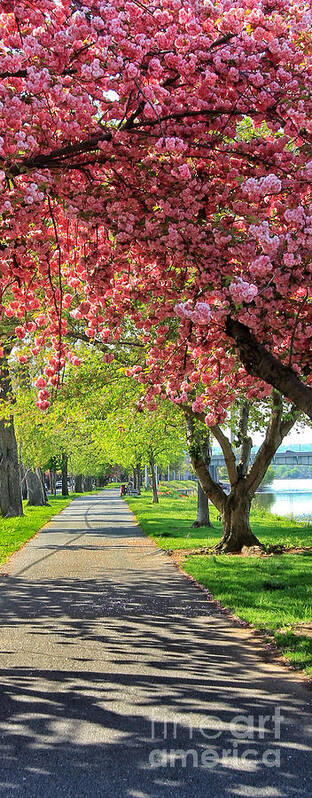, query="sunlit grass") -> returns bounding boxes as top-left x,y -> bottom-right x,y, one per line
184,554 -> 312,675
126,489 -> 312,550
